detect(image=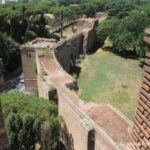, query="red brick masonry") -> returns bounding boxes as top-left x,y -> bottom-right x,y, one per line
129,29 -> 150,149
